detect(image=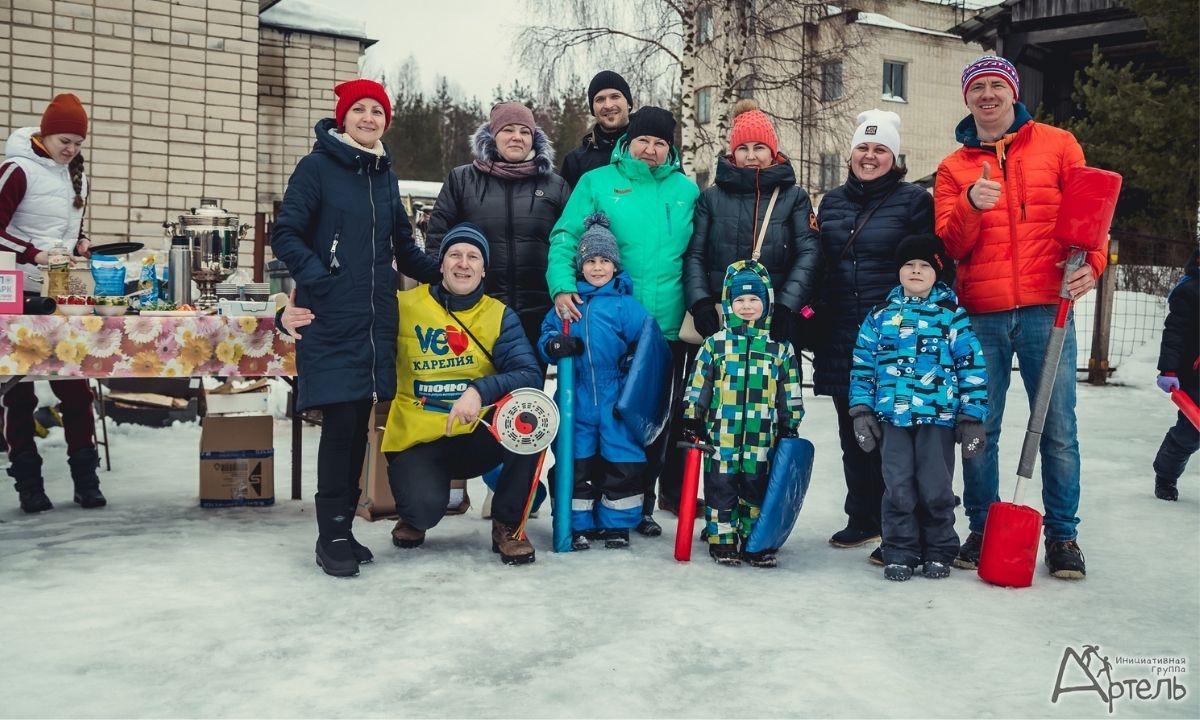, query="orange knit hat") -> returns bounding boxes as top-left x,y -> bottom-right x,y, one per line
40,93 -> 88,138
728,99 -> 778,157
